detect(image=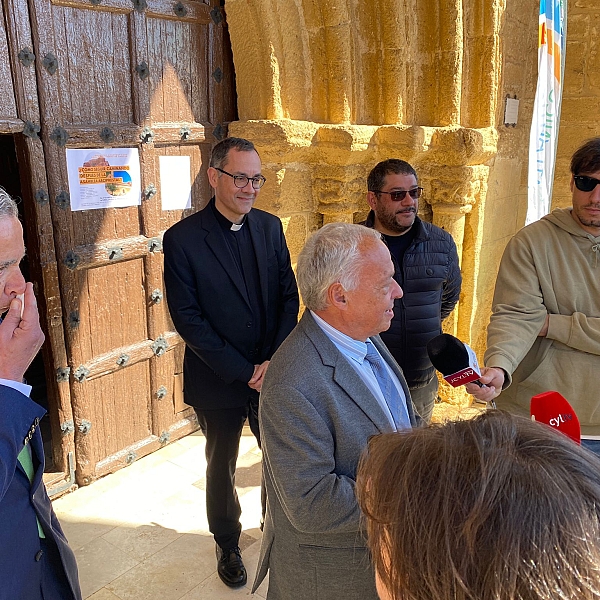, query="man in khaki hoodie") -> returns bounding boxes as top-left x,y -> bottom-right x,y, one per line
468,138 -> 600,452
